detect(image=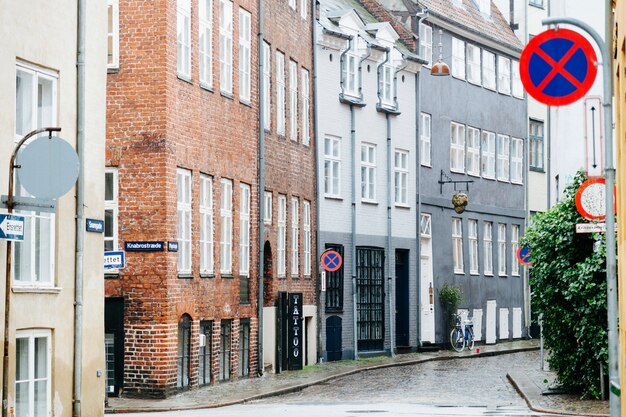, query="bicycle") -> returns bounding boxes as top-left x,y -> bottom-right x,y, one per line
450,314 -> 475,352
